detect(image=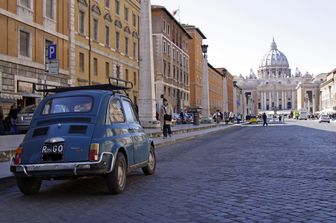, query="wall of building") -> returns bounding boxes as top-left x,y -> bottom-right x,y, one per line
151,6 -> 190,113
74,0 -> 140,103
208,64 -> 223,114
227,72 -> 234,112
184,26 -> 204,109
0,0 -> 70,115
